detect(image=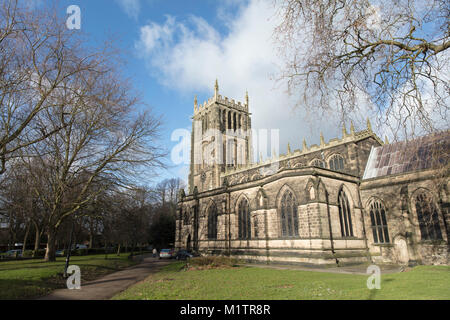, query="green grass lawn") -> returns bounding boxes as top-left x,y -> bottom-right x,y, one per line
0,253 -> 139,299
113,262 -> 450,300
